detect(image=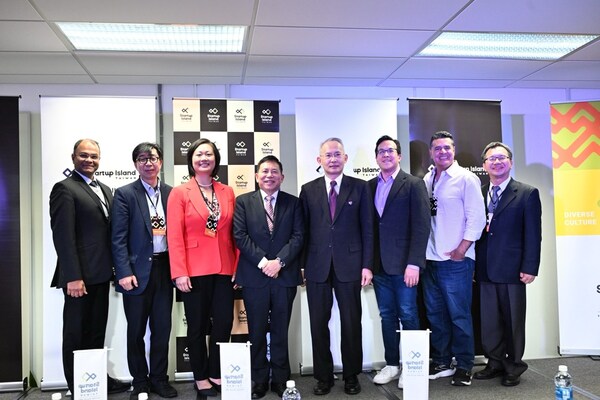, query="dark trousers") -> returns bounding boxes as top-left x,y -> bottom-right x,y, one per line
123,257 -> 174,386
306,268 -> 362,382
62,281 -> 110,392
243,285 -> 297,385
479,282 -> 528,376
181,274 -> 234,381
